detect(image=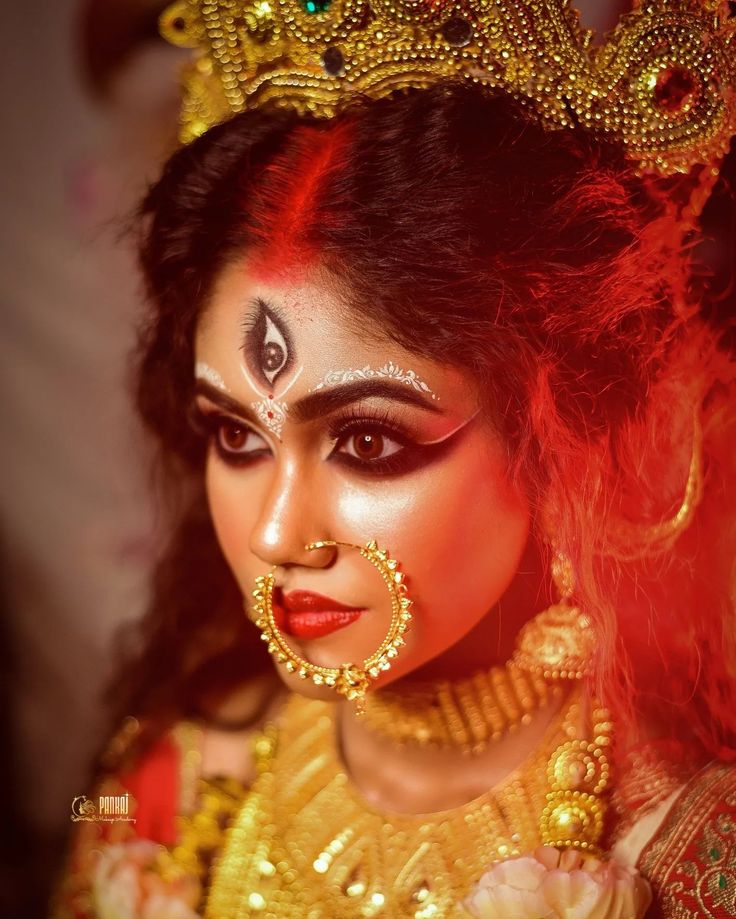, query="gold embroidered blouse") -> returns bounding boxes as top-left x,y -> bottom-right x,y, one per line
54,697 -> 736,918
